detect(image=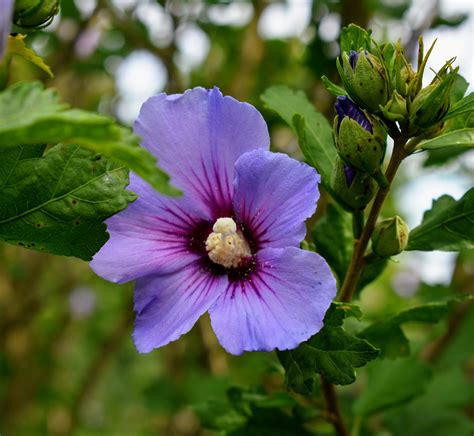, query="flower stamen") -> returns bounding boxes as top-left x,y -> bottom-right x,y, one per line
206,217 -> 251,268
